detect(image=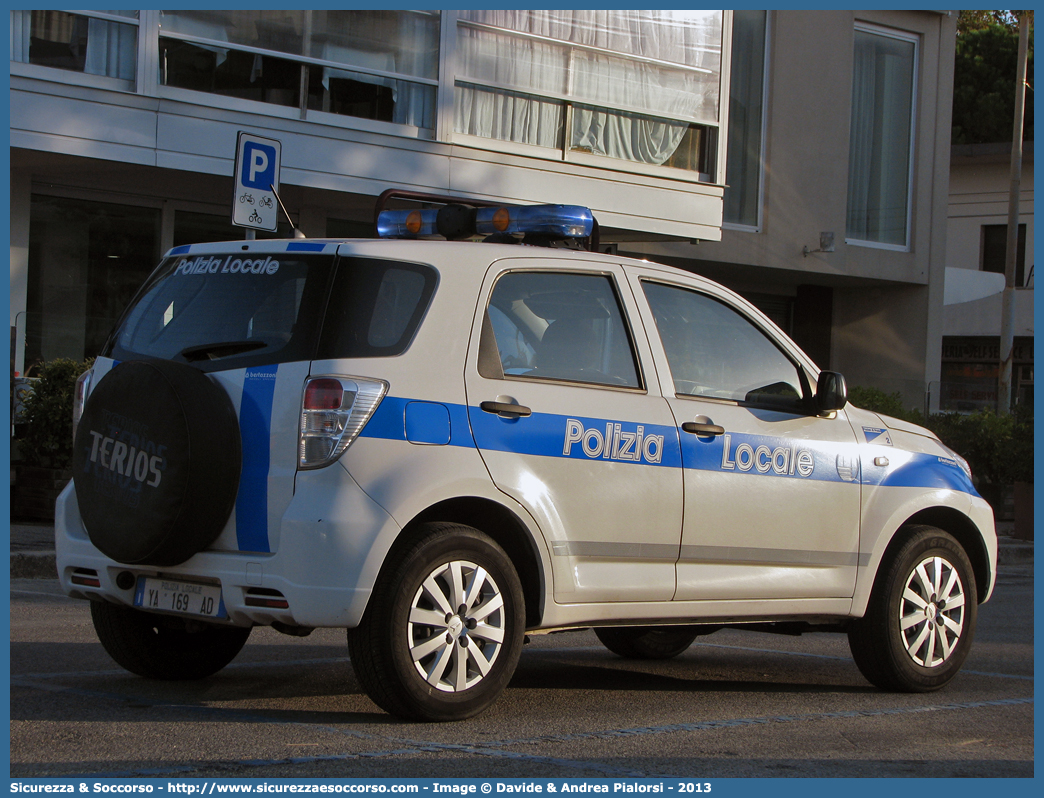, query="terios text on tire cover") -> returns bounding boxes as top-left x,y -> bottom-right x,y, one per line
57,191 -> 998,721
